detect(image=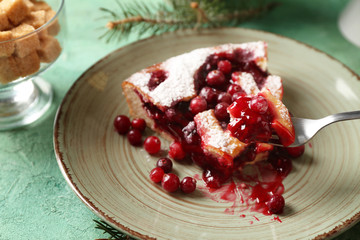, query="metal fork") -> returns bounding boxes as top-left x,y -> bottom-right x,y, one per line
270,111 -> 360,147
